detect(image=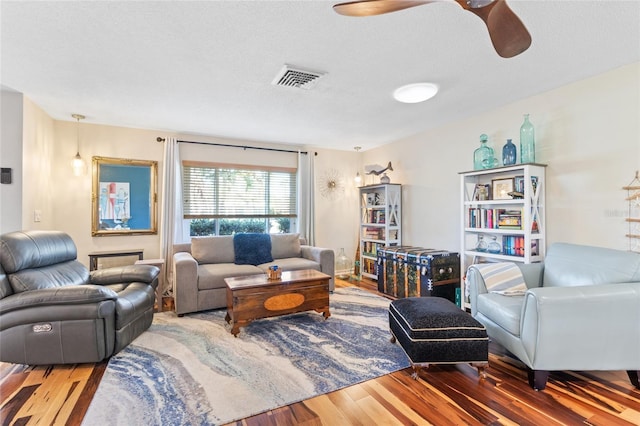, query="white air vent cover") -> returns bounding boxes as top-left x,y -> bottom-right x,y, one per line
272,65 -> 325,90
